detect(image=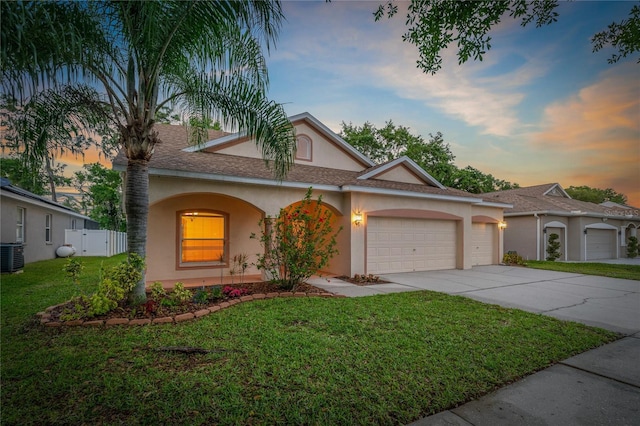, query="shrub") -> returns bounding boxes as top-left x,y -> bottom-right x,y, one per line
503,251 -> 525,265
546,233 -> 561,261
251,188 -> 342,291
223,286 -> 248,298
61,254 -> 144,318
627,236 -> 639,258
170,282 -> 192,304
150,281 -> 167,300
